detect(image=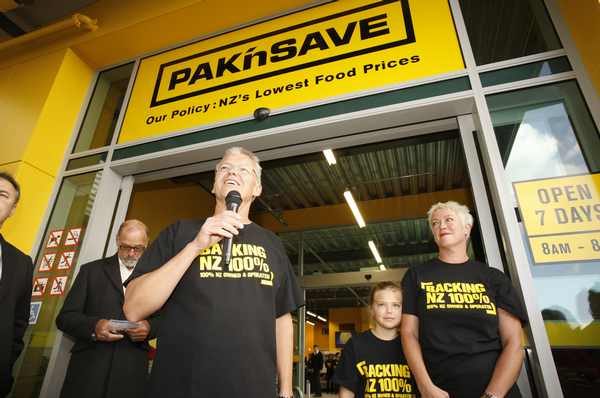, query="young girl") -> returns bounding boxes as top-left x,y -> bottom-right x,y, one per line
332,281 -> 416,398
